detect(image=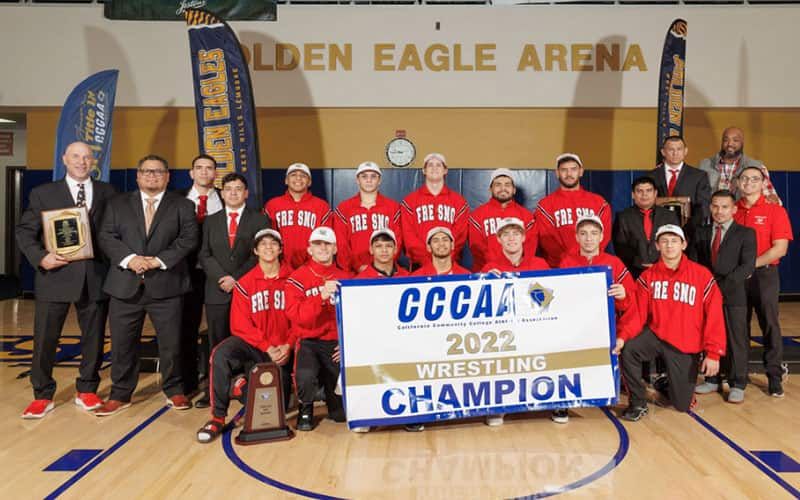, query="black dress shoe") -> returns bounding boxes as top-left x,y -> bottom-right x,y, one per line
194,396 -> 210,409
